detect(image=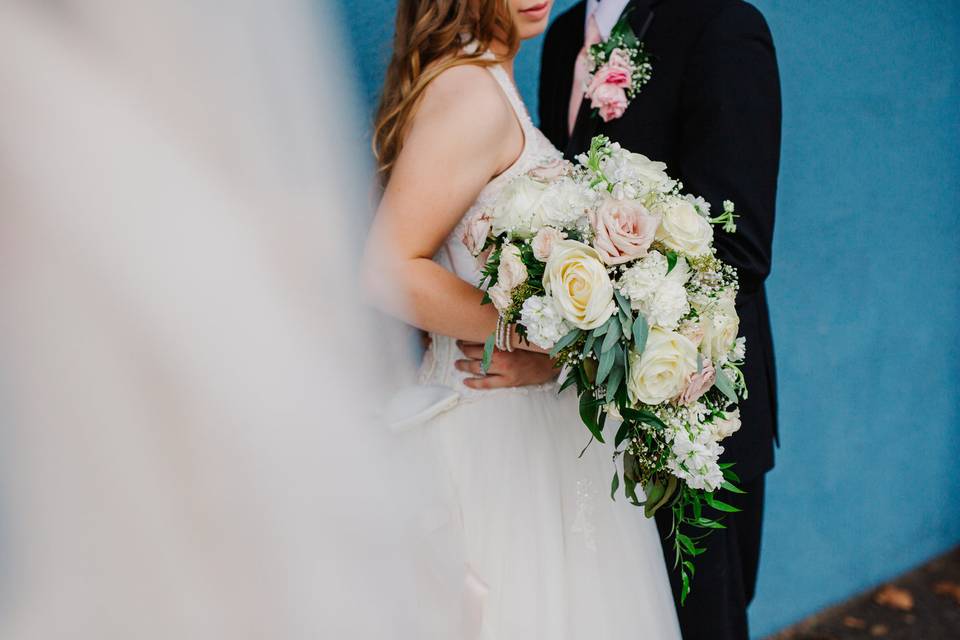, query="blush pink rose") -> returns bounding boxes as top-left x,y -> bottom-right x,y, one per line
589,83 -> 629,122
532,227 -> 565,262
462,210 -> 491,256
589,195 -> 660,265
680,358 -> 717,405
